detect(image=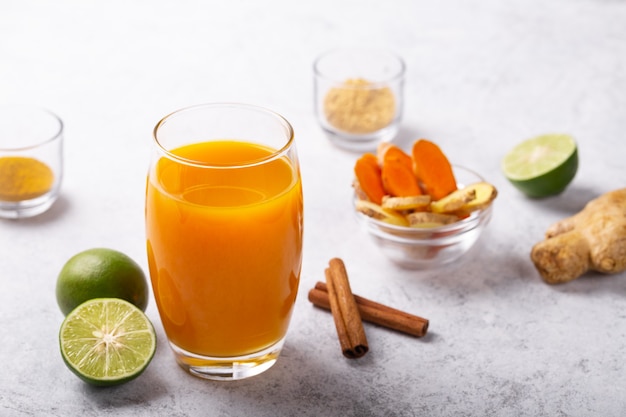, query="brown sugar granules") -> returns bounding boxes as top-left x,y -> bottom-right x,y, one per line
323,78 -> 396,134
